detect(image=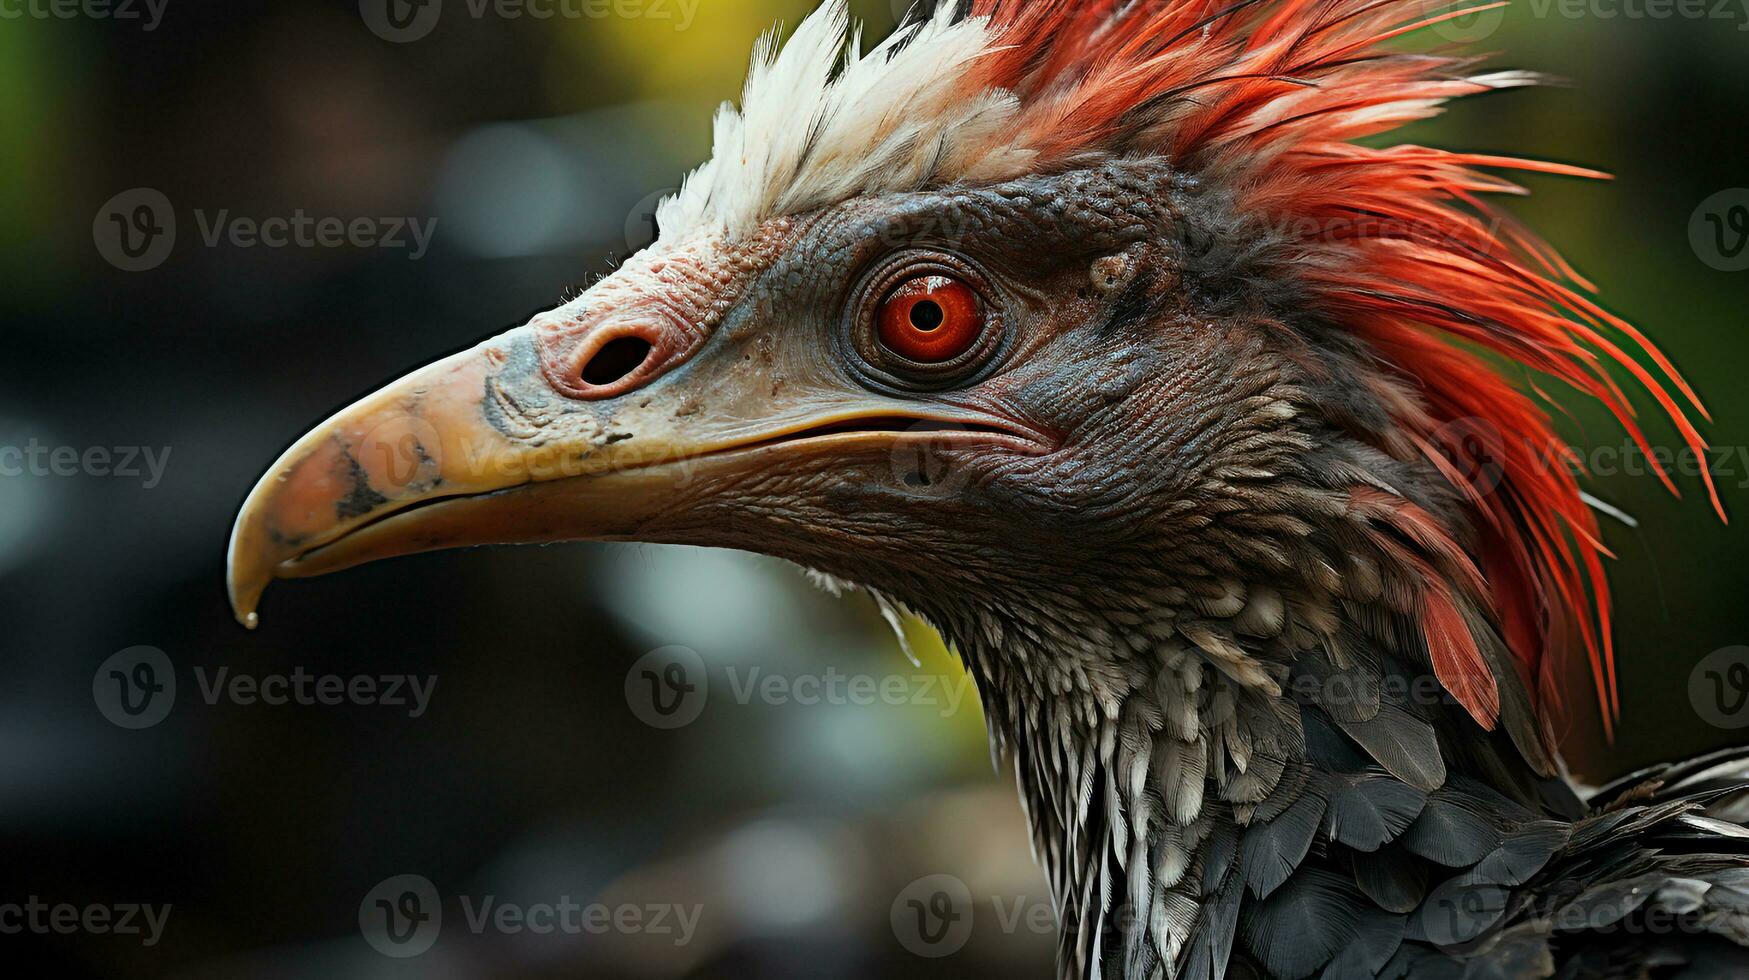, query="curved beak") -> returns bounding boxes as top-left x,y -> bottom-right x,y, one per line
227,326 -> 1039,629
